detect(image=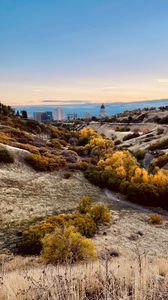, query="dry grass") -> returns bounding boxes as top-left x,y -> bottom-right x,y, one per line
1,255 -> 168,299
148,213 -> 164,225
